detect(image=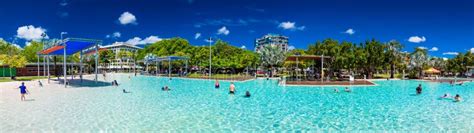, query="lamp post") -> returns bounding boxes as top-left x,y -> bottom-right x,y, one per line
208,37 -> 213,79
60,32 -> 67,87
